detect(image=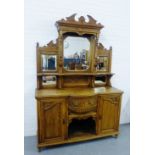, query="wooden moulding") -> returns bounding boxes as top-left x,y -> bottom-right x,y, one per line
38,130 -> 119,148
35,87 -> 123,99
37,73 -> 114,76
